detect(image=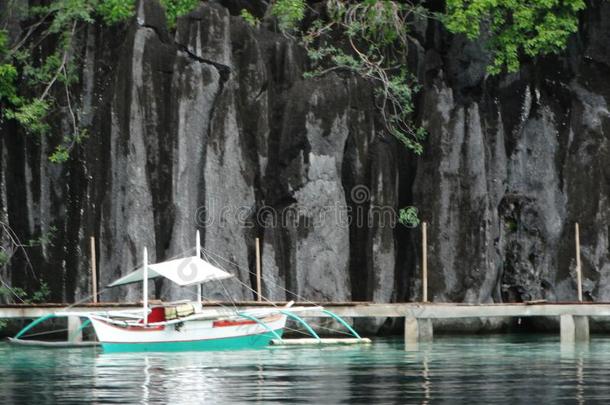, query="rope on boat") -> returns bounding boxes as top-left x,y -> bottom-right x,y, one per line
200,251 -> 320,339
235,312 -> 283,341
57,245 -> 199,313
0,276 -> 26,303
199,246 -> 363,340
18,328 -> 69,339
186,287 -> 312,339
14,314 -> 55,339
280,310 -> 320,340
